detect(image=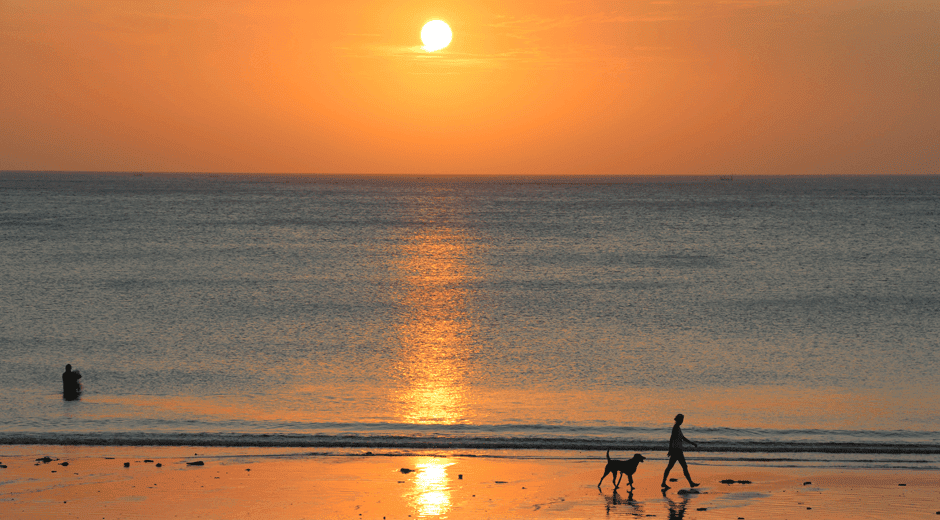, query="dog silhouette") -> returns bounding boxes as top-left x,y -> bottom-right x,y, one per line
597,450 -> 646,489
